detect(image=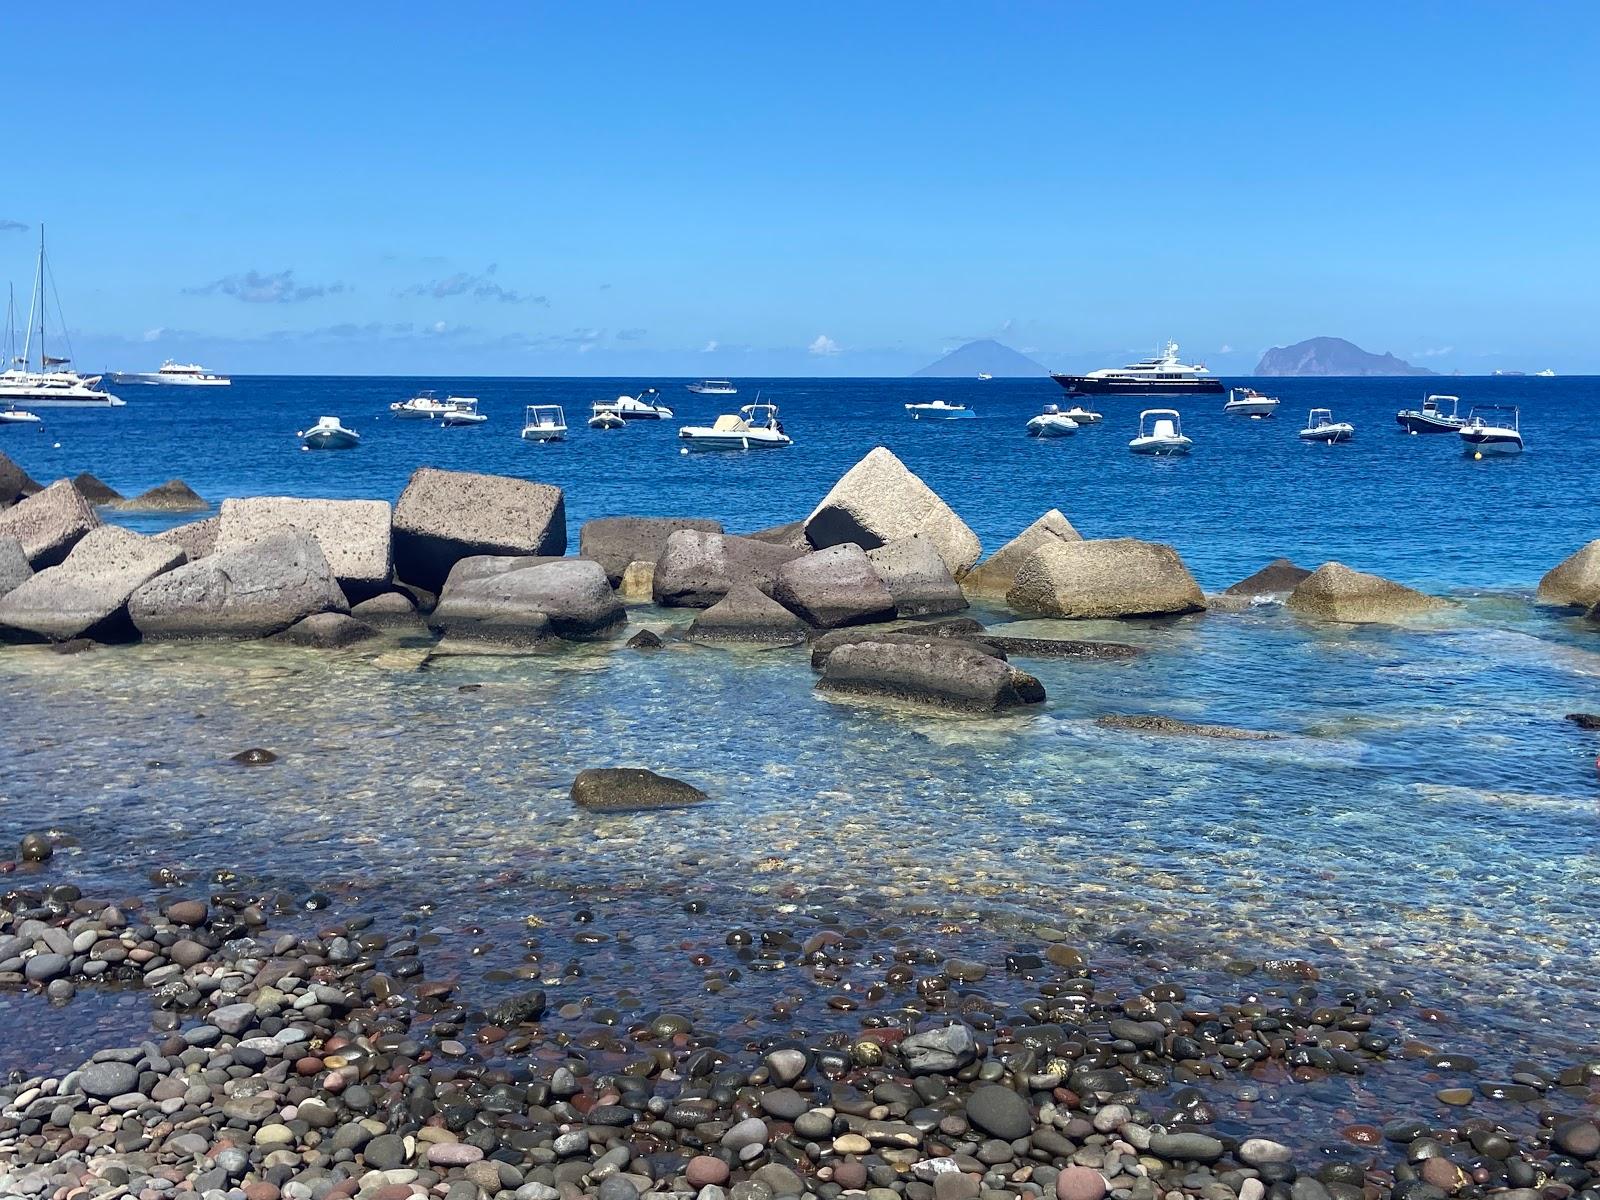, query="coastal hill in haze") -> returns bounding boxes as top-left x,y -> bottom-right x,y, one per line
1256,336 -> 1435,377
913,339 -> 1050,378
